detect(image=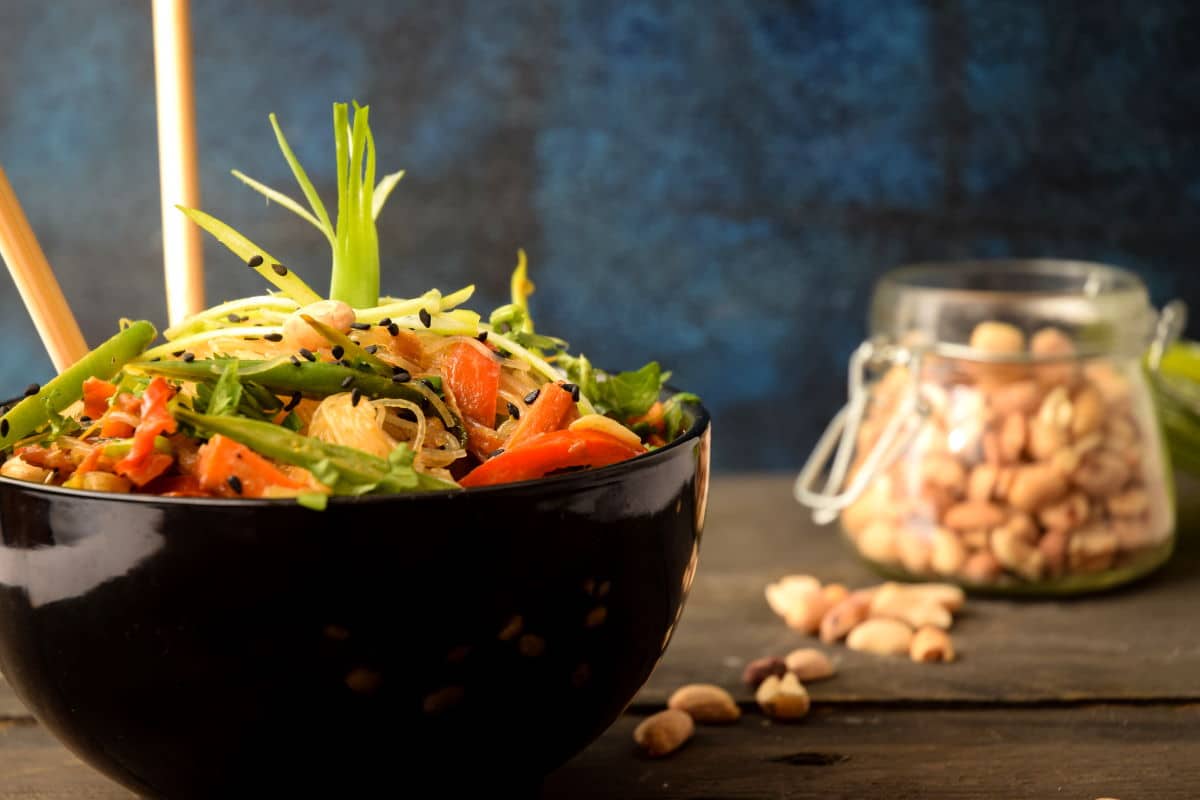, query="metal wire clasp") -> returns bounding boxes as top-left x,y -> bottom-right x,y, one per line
794,338 -> 929,525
